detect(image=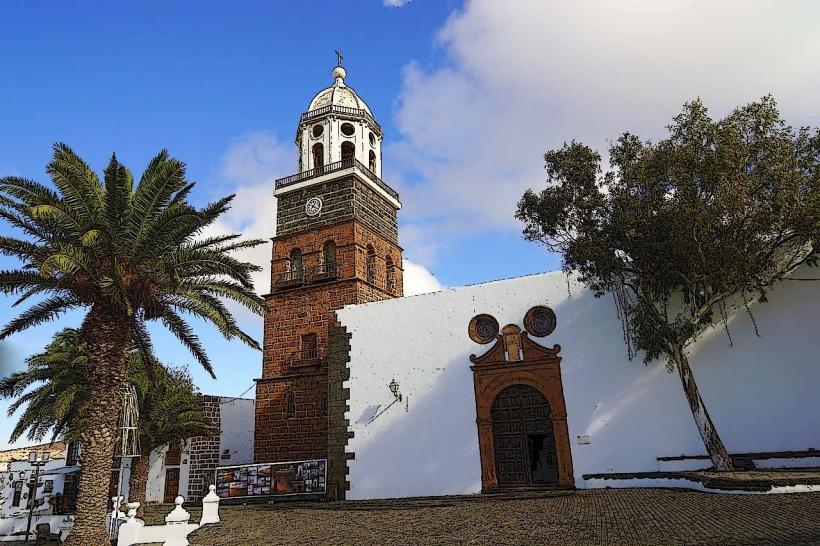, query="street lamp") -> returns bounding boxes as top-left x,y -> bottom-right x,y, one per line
388,378 -> 402,402
24,450 -> 49,544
